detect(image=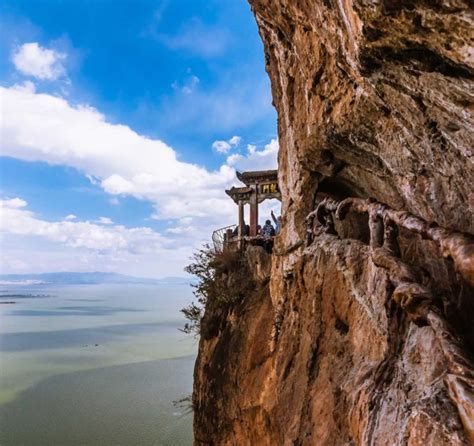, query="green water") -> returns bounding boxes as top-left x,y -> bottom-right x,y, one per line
0,284 -> 196,445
